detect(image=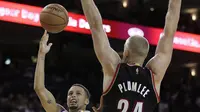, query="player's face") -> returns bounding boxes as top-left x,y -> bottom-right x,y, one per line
67,86 -> 88,110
